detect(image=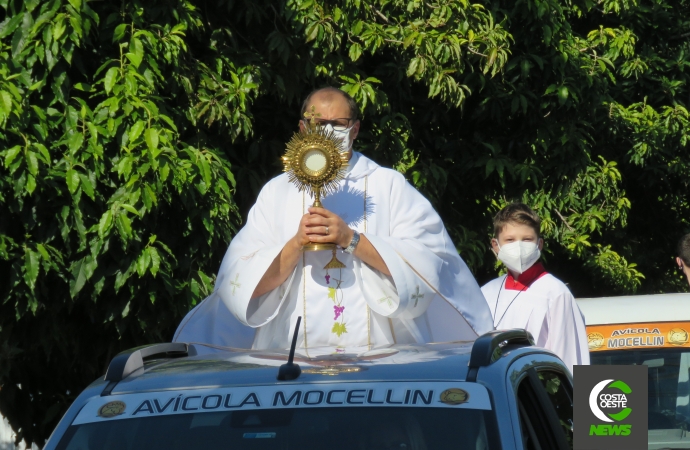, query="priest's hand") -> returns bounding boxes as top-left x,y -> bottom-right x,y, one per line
304,207 -> 353,247
293,212 -> 315,246
254,207 -> 389,300
305,206 -> 391,276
